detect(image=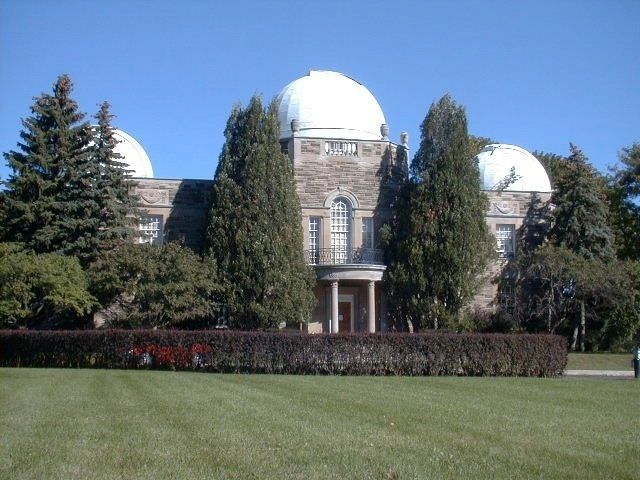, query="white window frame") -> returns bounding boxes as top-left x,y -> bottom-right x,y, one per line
309,217 -> 321,262
362,217 -> 374,249
496,224 -> 515,258
330,197 -> 351,263
139,214 -> 163,245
